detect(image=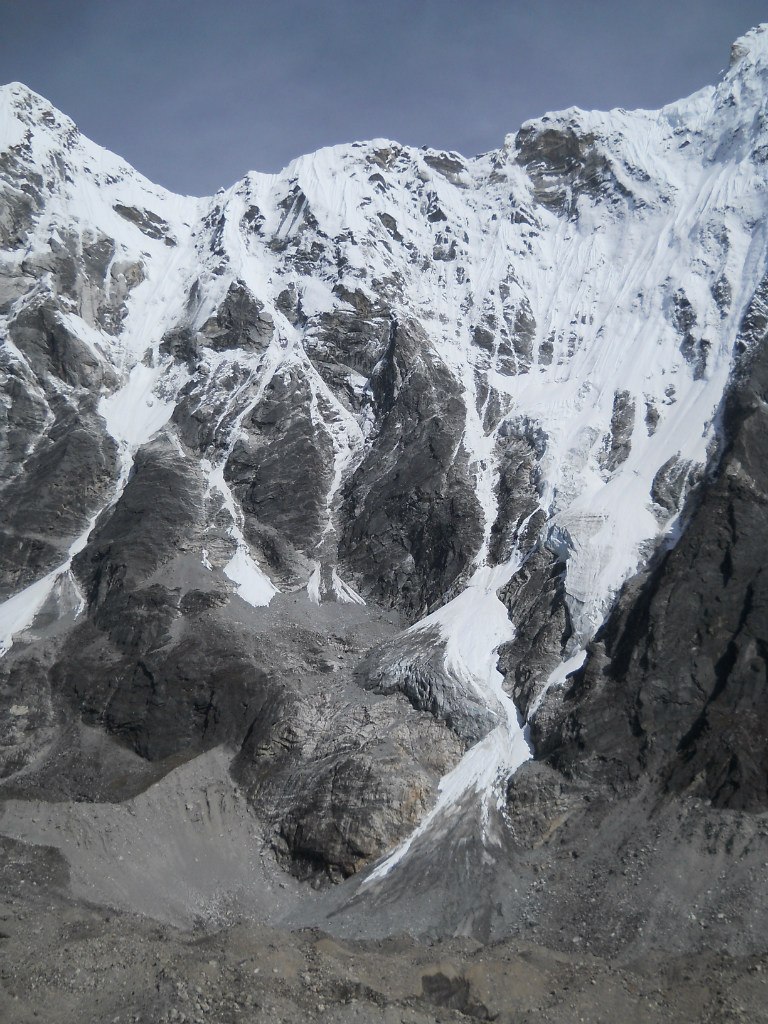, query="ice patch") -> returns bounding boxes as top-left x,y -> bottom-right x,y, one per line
331,569 -> 365,605
299,277 -> 341,317
223,543 -> 277,608
306,562 -> 366,606
366,718 -> 527,884
0,568 -> 61,656
306,563 -> 322,605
